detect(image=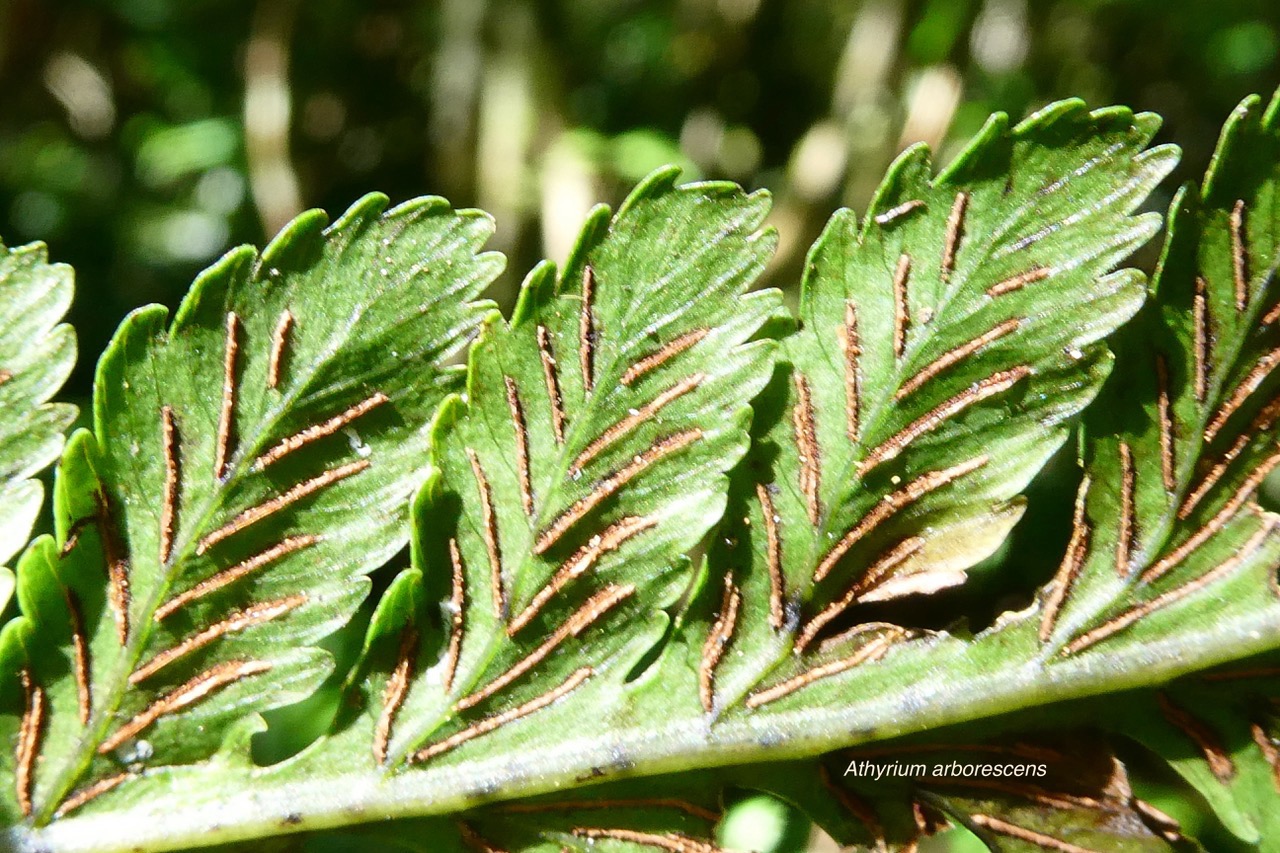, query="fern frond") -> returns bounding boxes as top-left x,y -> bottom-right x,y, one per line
17,97 -> 1280,853
352,167 -> 781,767
0,196 -> 500,823
685,100 -> 1175,716
1036,91 -> 1280,663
